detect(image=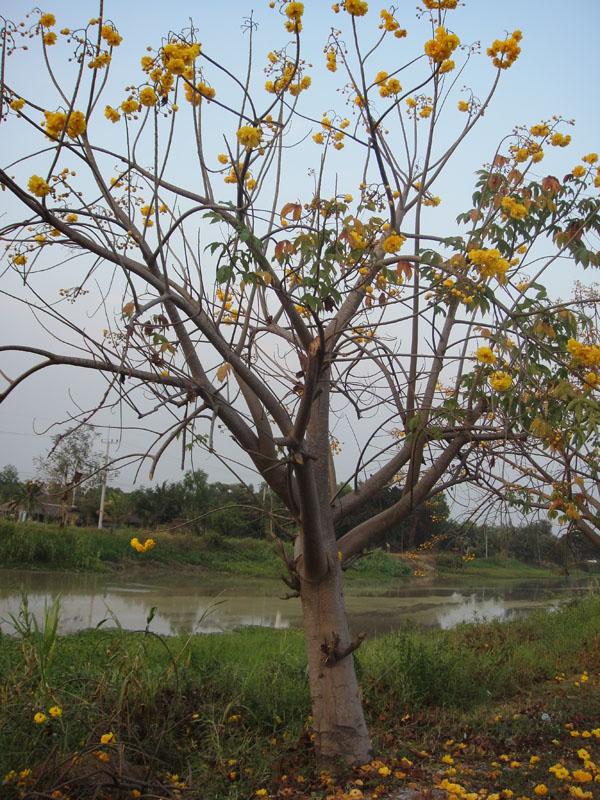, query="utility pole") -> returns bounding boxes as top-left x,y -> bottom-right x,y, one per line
97,428 -> 111,530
